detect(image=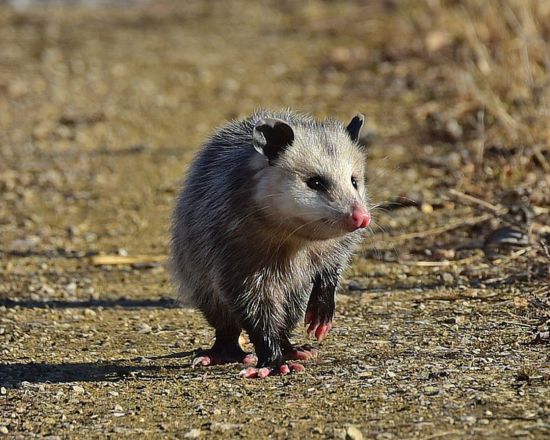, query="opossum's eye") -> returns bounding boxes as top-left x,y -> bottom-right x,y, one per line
351,176 -> 358,190
306,176 -> 329,191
